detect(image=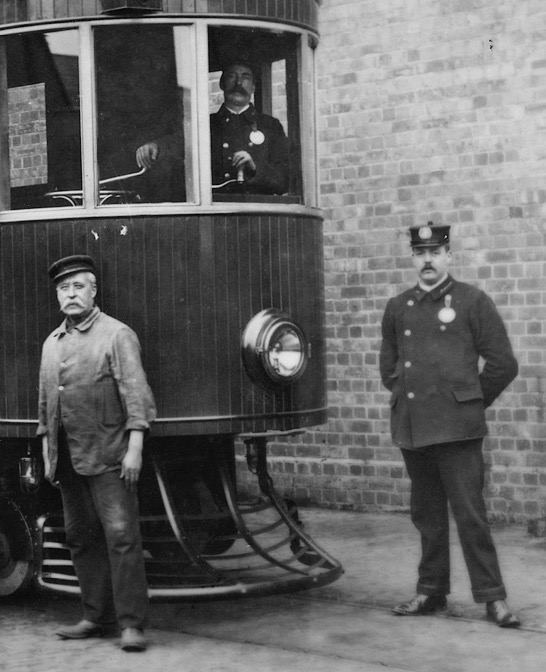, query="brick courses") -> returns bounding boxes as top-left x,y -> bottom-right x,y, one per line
8,84 -> 47,187
238,0 -> 546,523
